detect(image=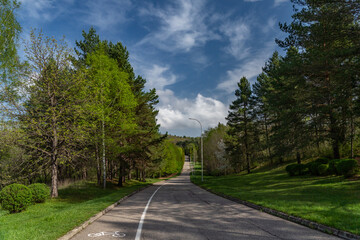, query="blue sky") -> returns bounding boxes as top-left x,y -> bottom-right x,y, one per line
17,0 -> 293,137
